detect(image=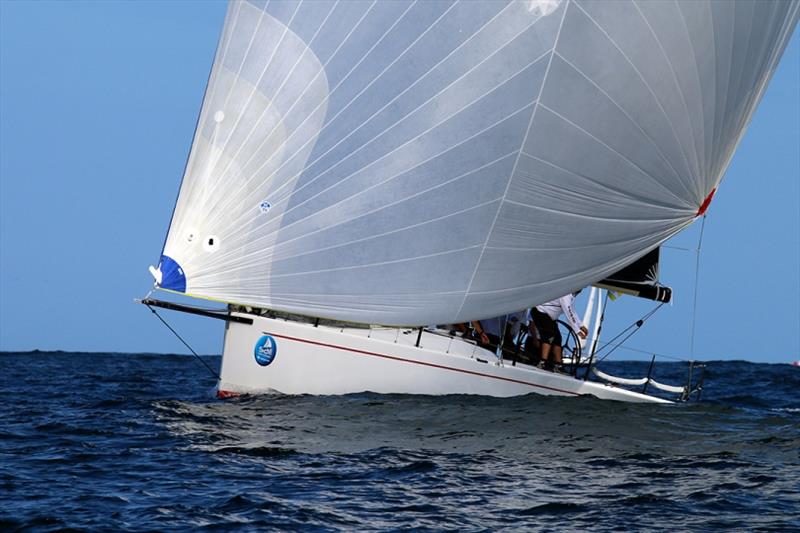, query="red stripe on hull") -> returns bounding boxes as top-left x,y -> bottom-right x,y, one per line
267,331 -> 580,396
